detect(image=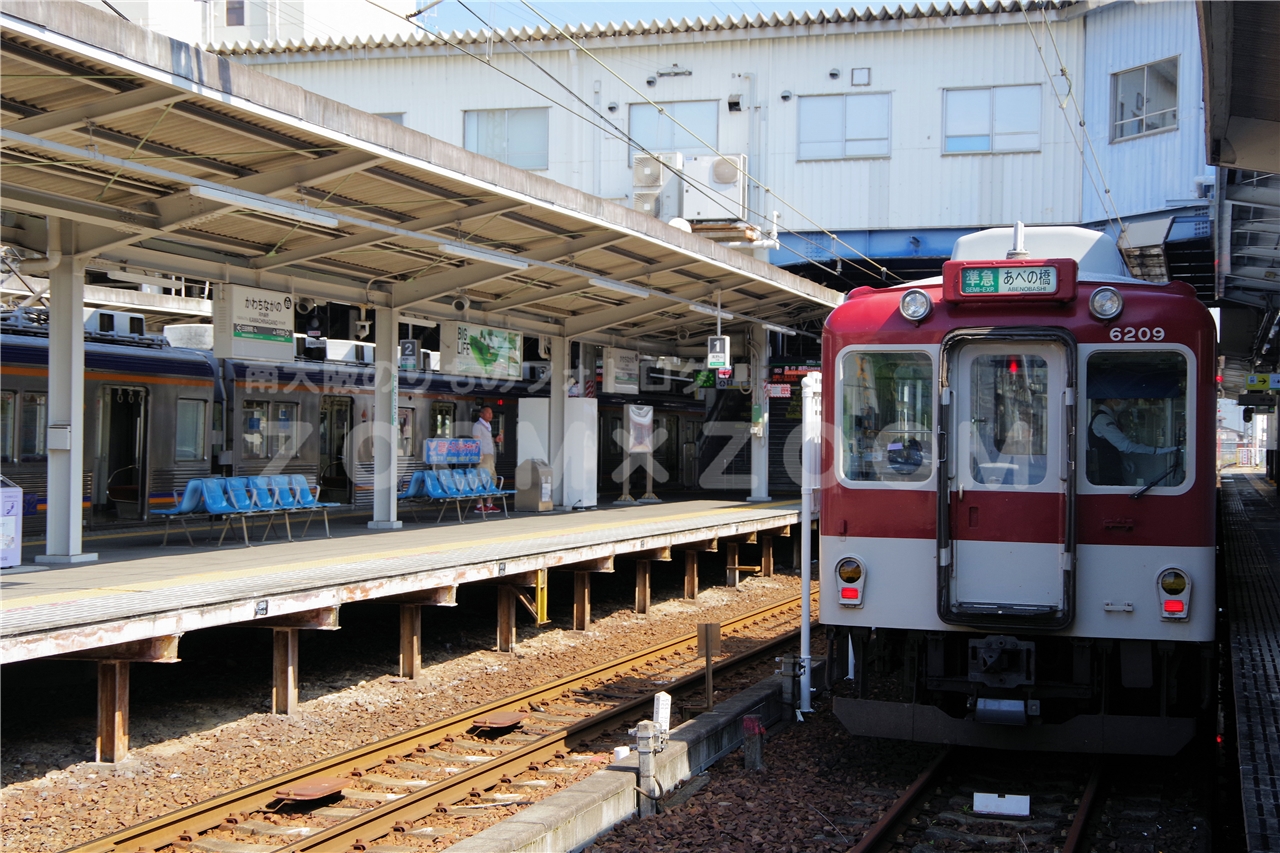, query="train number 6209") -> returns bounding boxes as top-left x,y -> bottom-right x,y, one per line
1109,326 -> 1165,342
